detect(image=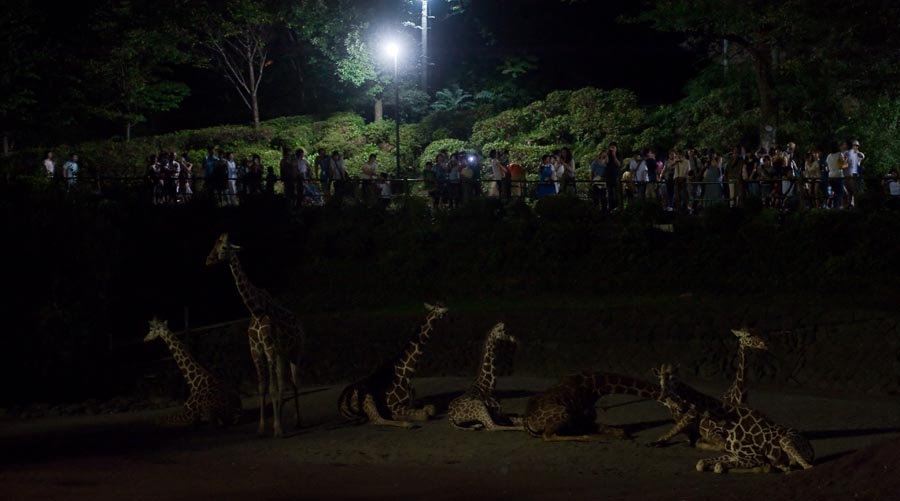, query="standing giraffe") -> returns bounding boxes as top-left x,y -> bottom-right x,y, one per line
448,322 -> 523,431
654,363 -> 814,474
206,232 -> 305,438
338,303 -> 448,427
144,318 -> 242,426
